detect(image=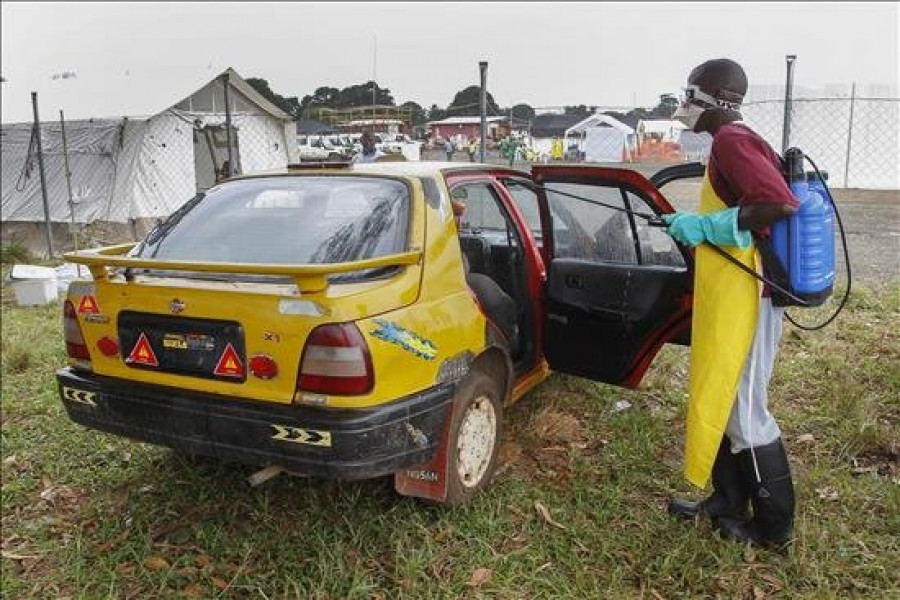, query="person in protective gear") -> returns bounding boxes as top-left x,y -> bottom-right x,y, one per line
665,58 -> 798,549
